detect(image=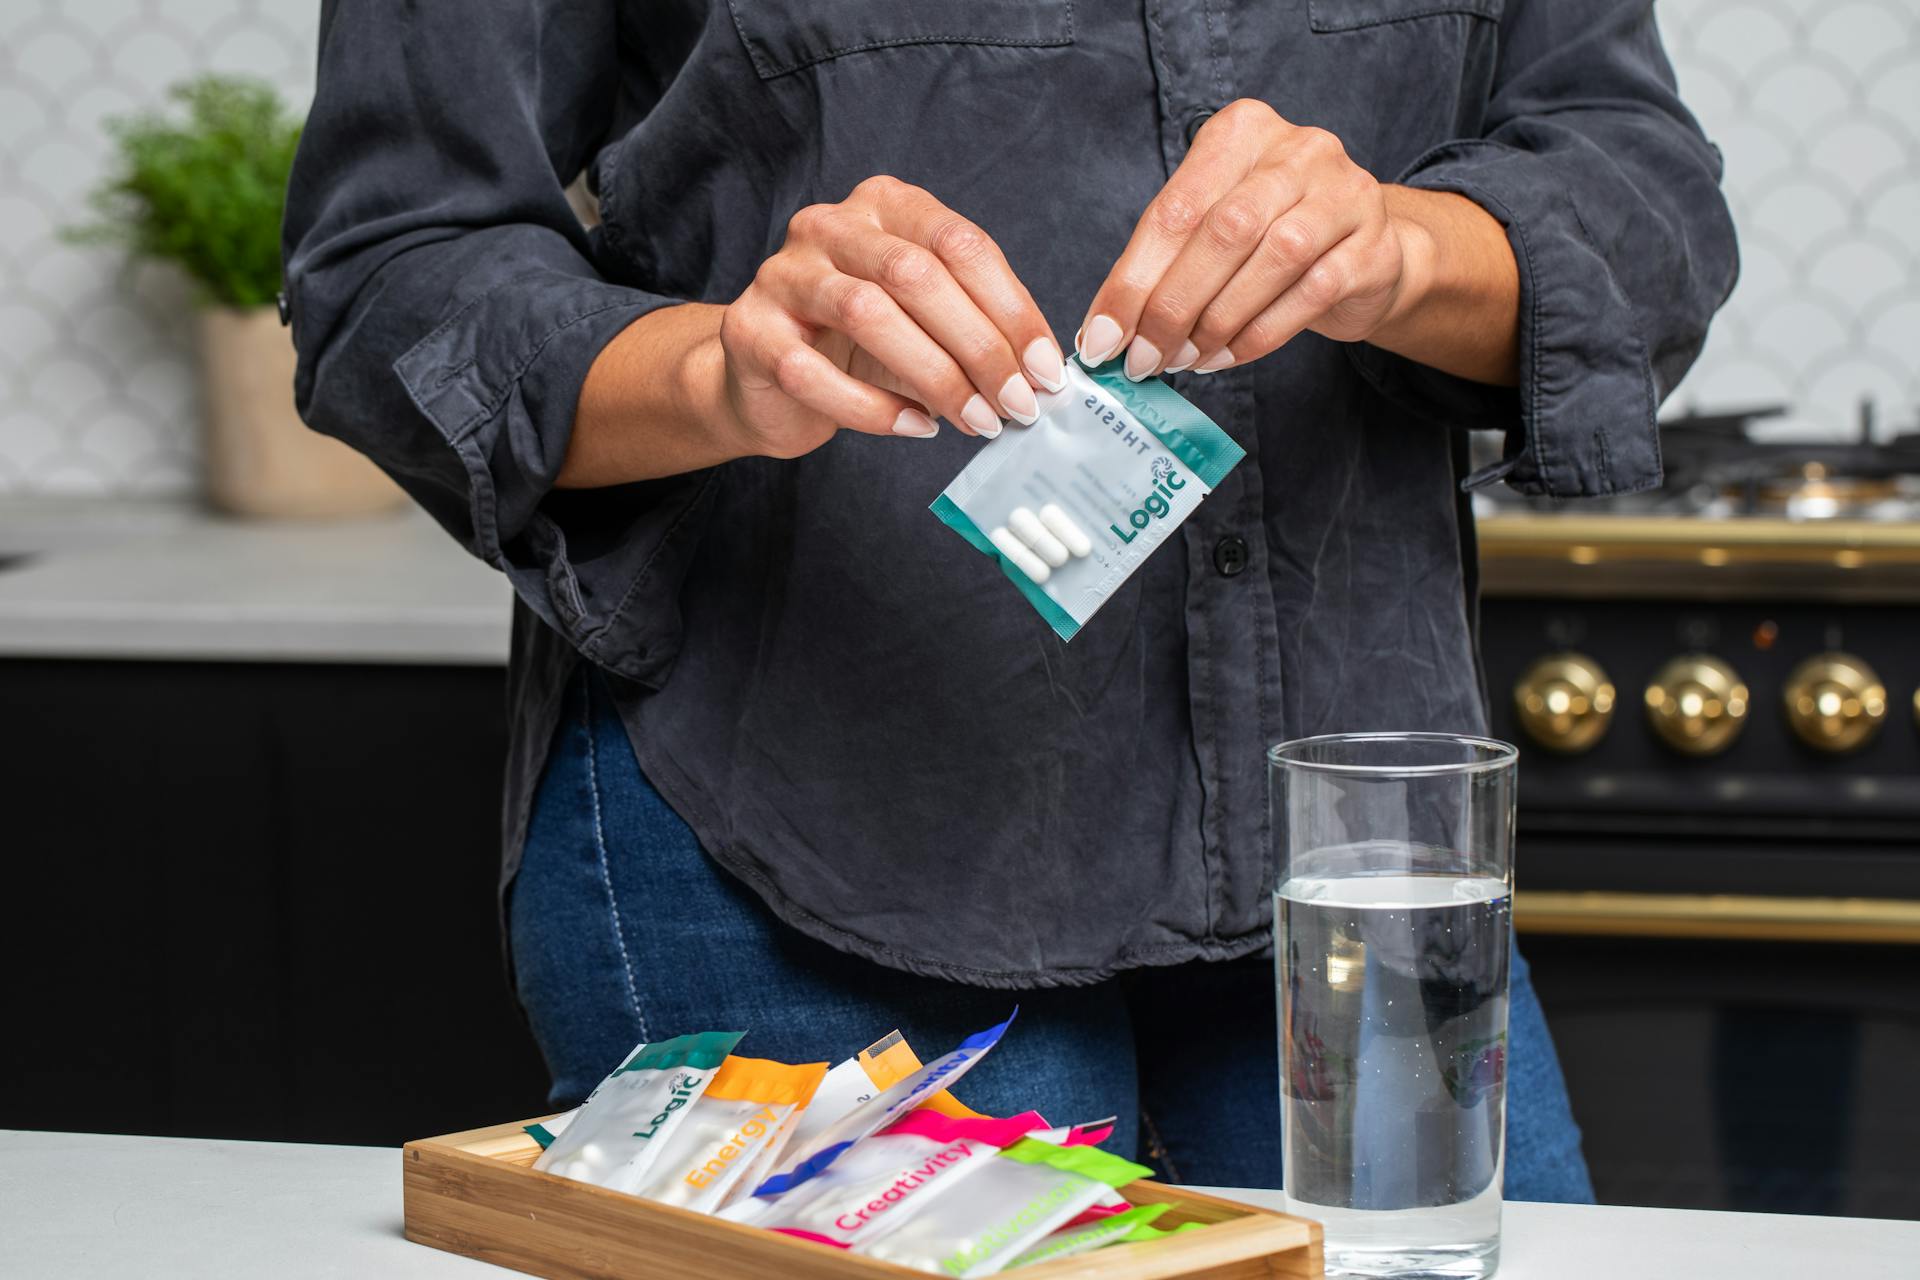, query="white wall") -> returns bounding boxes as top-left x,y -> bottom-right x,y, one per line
0,0 -> 1913,495
1659,0 -> 1917,442
0,1 -> 317,495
